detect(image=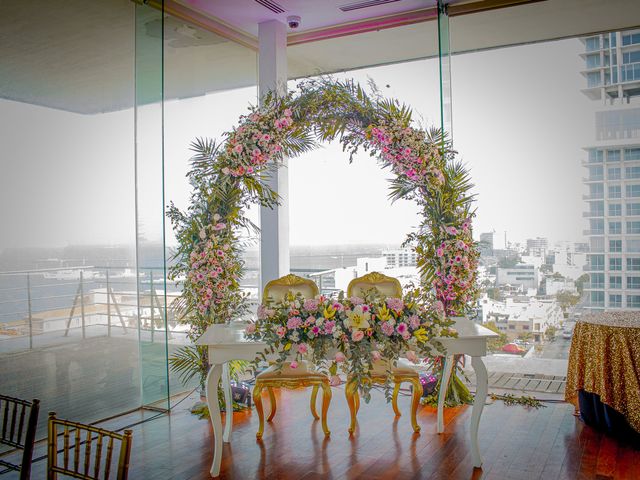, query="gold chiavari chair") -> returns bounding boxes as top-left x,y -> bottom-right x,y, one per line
345,271 -> 422,434
47,412 -> 132,480
0,395 -> 39,480
253,274 -> 332,438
